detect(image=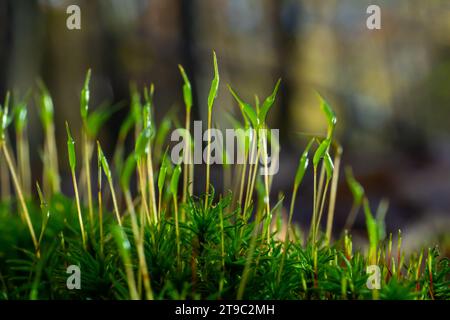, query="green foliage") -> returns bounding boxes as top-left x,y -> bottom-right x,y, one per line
0,63 -> 447,301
